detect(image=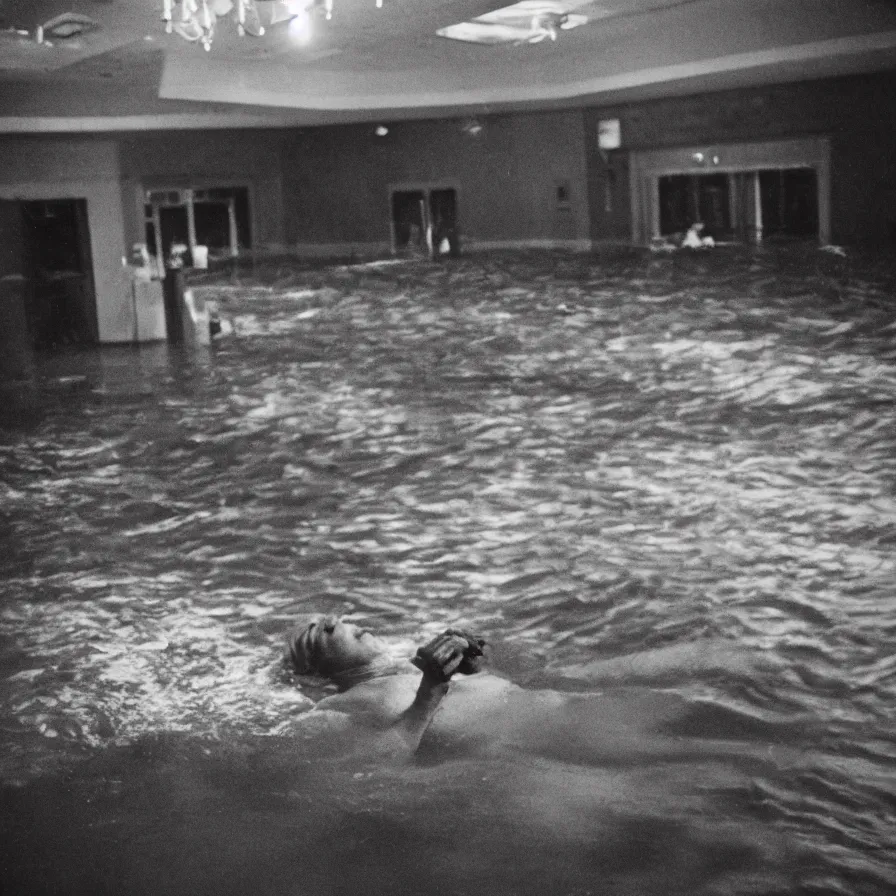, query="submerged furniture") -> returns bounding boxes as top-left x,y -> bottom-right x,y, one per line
132,278 -> 167,342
